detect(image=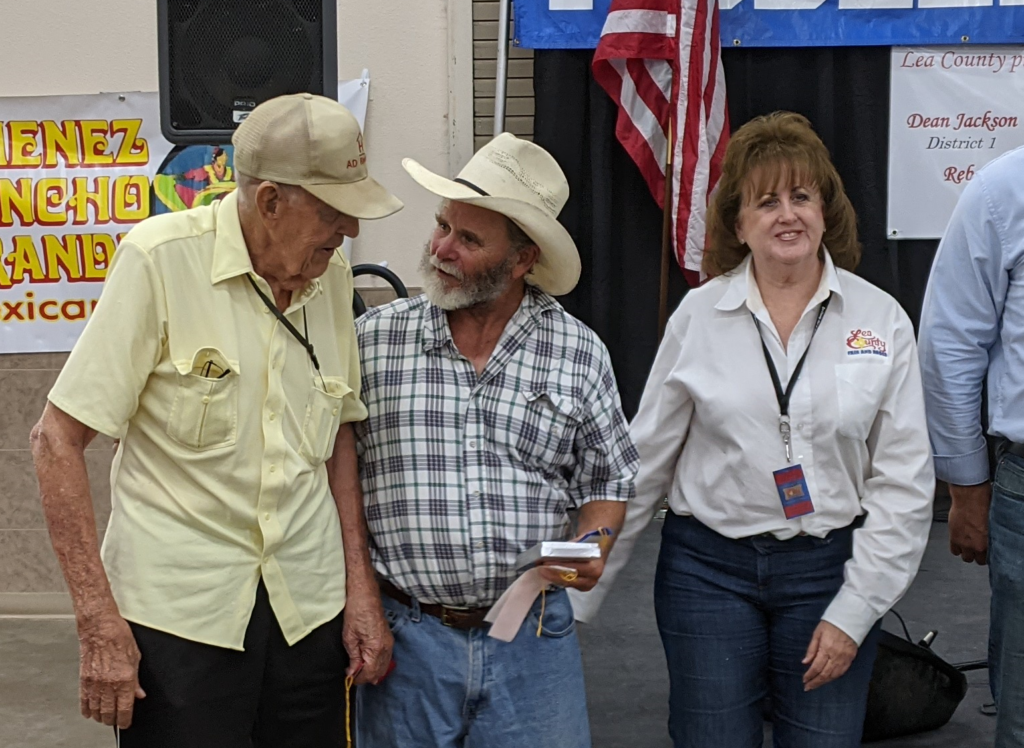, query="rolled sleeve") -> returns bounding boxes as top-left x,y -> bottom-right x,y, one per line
567,352 -> 638,507
48,242 -> 165,437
